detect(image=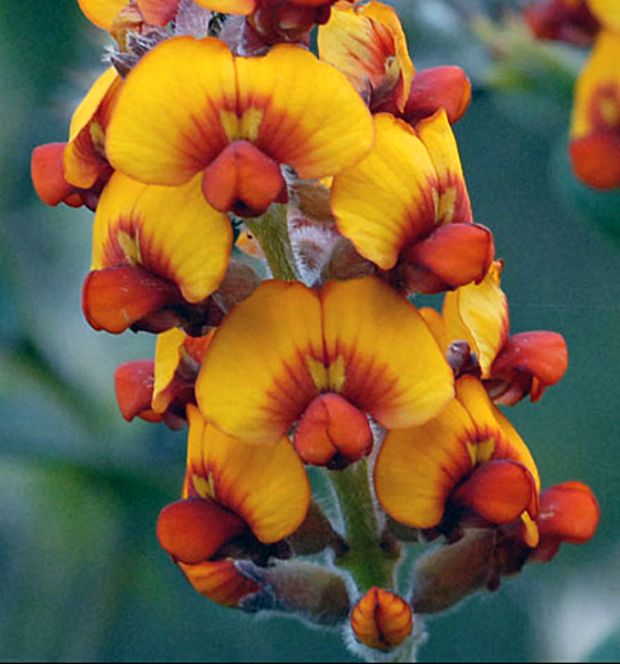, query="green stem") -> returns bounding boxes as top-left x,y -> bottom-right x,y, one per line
245,203 -> 299,281
329,460 -> 398,592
